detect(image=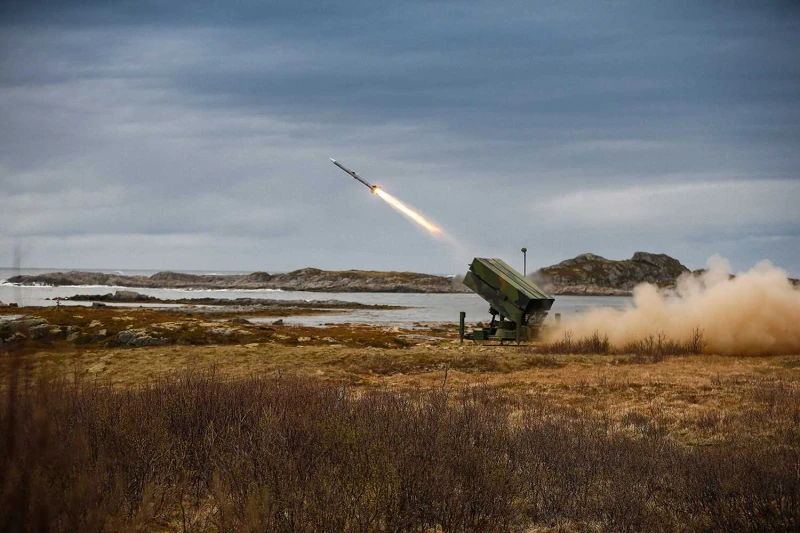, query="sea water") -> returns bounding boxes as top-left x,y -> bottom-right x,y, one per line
0,268 -> 632,326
